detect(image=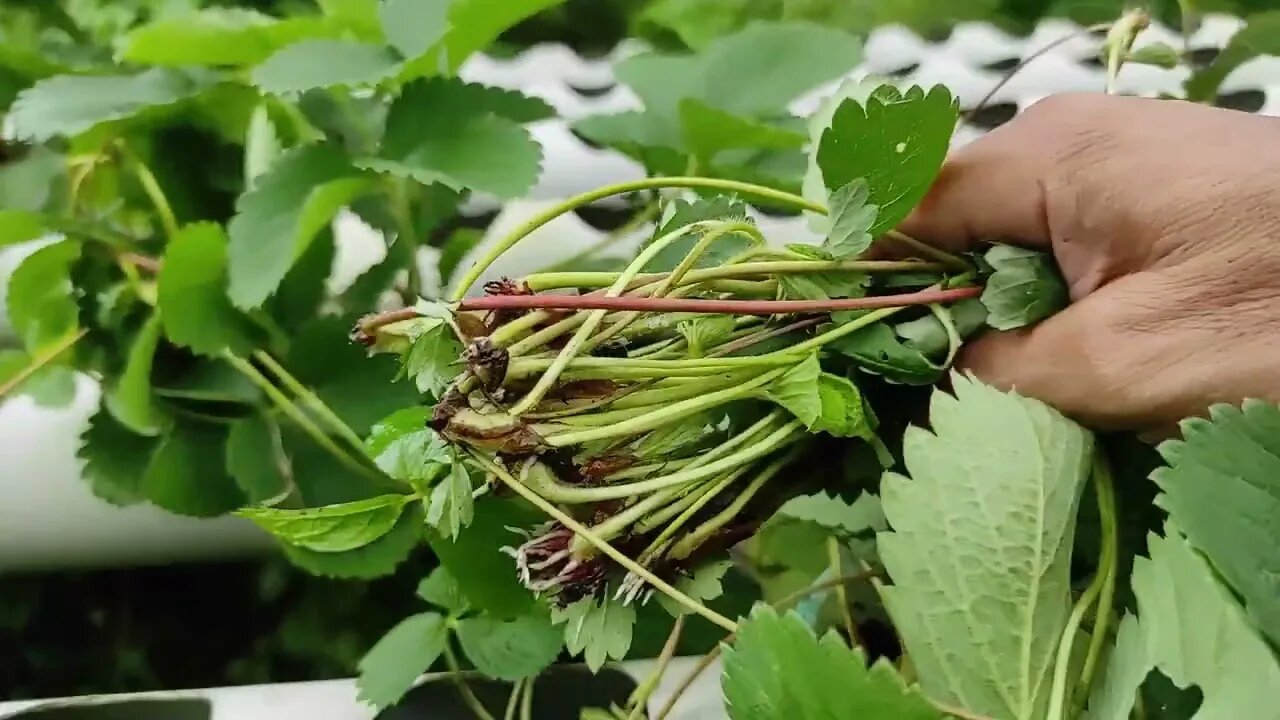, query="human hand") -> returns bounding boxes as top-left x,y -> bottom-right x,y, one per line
899,92 -> 1280,433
